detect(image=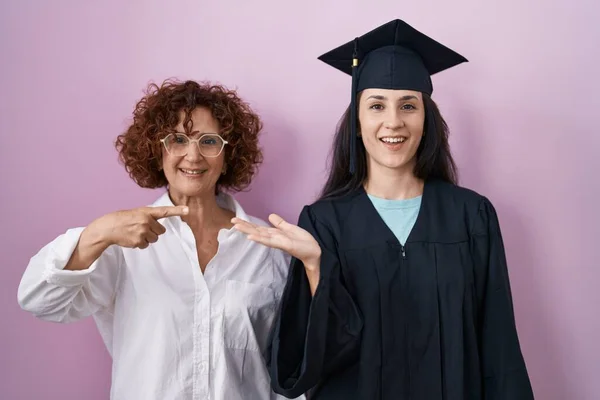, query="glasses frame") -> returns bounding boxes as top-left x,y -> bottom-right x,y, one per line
160,132 -> 229,158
